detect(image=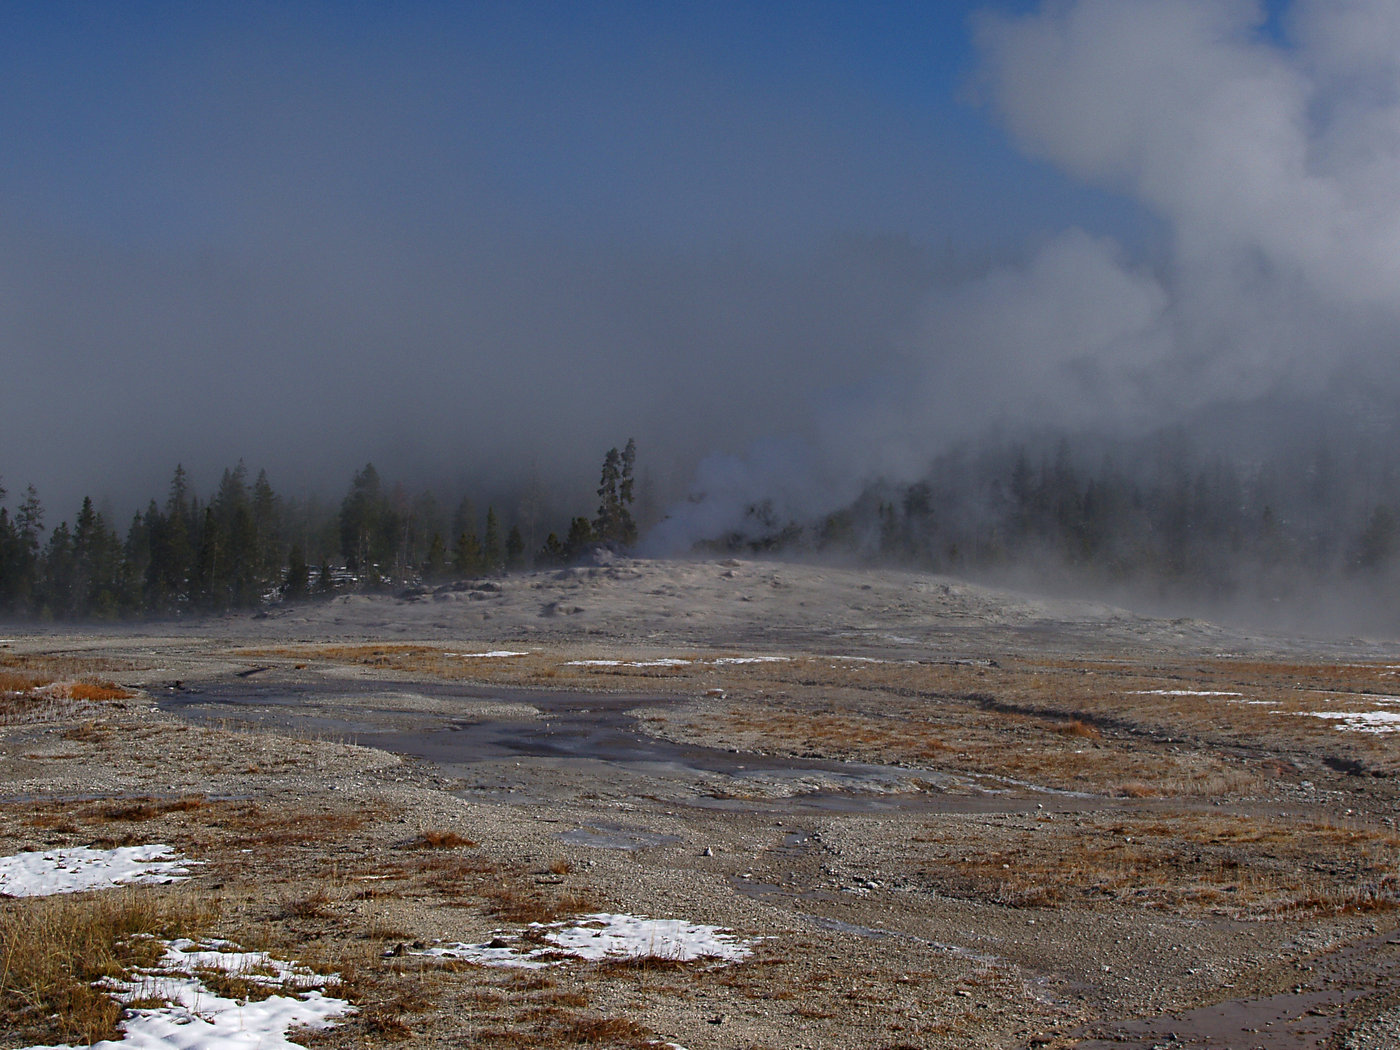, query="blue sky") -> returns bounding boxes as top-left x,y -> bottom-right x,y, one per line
0,1 -> 1145,256
1,0 -> 1358,523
